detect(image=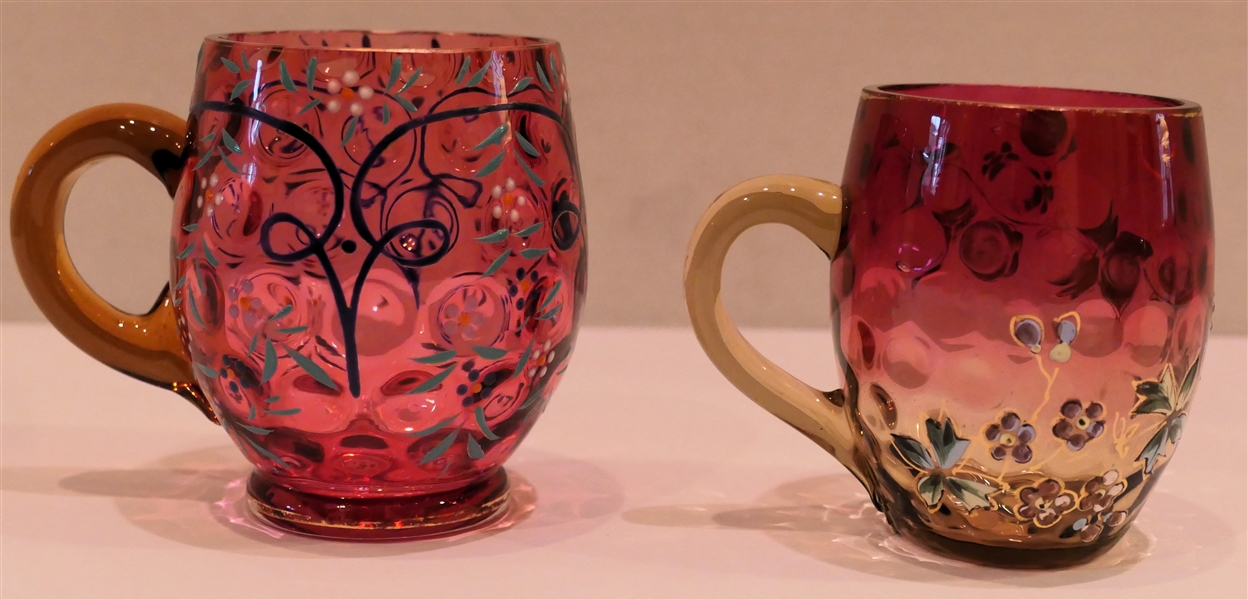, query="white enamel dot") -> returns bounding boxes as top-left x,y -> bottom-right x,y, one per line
196,196 -> 203,207
214,193 -> 224,205
505,178 -> 516,191
538,366 -> 547,377
528,368 -> 537,377
492,206 -> 503,218
543,340 -> 551,351
349,101 -> 364,116
200,177 -> 207,188
517,196 -> 527,206
327,98 -> 342,113
326,79 -> 342,94
357,86 -> 374,100
509,210 -> 520,222
342,70 -> 359,86
208,173 -> 219,186
492,185 -> 503,199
